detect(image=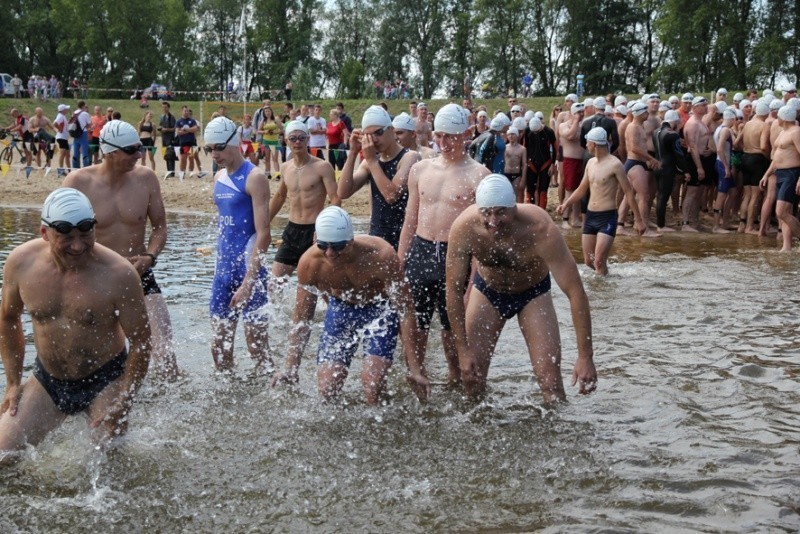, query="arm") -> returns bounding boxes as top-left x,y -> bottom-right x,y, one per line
760,122 -> 771,155
396,166 -> 421,266
337,130 -> 370,199
565,118 -> 580,141
717,128 -> 731,177
608,121 -> 620,154
134,176 -> 168,275
0,255 -> 26,417
534,219 -> 596,393
320,161 -> 340,206
268,175 -> 288,224
360,135 -> 407,204
555,163 -> 591,214
685,121 -> 704,175
444,215 -> 474,374
614,163 -> 646,234
272,282 -> 317,386
231,170 -> 271,308
92,266 -> 152,430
